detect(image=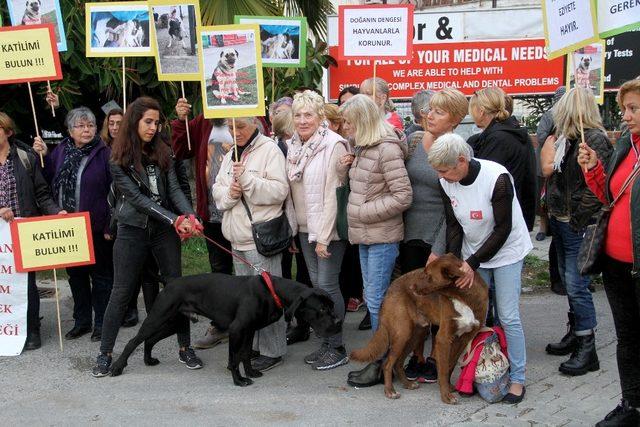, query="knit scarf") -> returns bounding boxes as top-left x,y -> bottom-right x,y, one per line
286,123 -> 329,182
53,136 -> 98,212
